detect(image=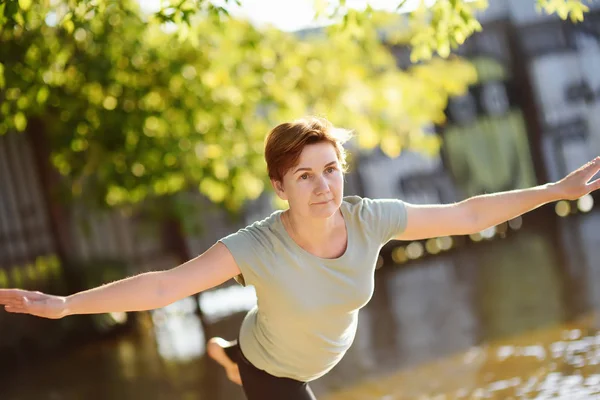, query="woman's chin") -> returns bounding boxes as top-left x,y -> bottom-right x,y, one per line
310,201 -> 339,217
